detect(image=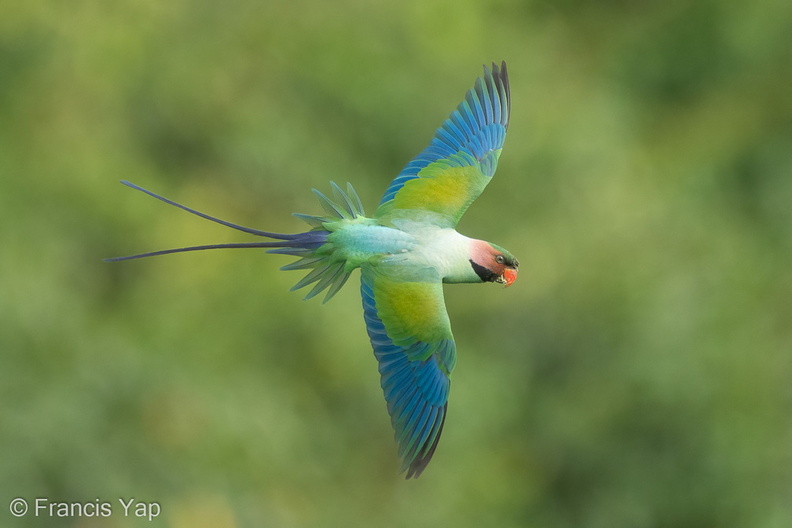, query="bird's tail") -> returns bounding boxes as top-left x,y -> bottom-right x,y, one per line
105,180 -> 366,303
